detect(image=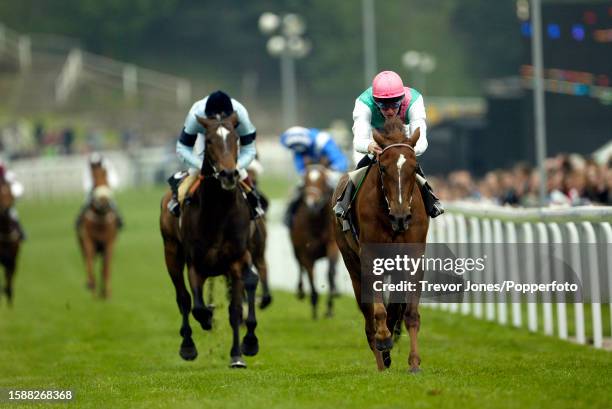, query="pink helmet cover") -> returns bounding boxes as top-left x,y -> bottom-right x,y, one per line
372,71 -> 405,99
